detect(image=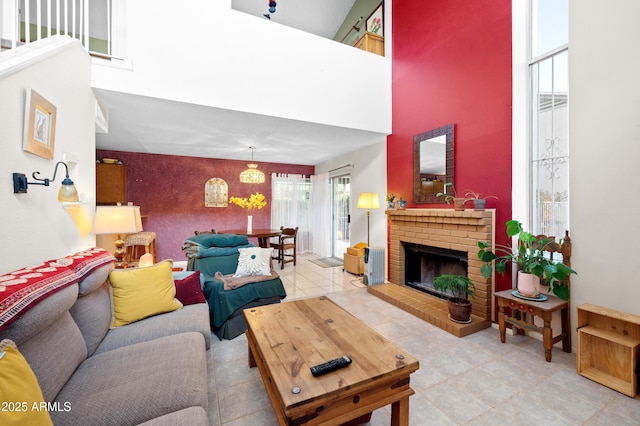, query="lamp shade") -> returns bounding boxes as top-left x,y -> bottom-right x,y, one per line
239,163 -> 265,183
240,146 -> 265,183
357,192 -> 380,209
57,178 -> 79,202
94,206 -> 143,235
